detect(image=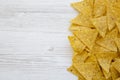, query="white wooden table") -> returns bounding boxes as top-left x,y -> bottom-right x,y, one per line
0,0 -> 79,80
